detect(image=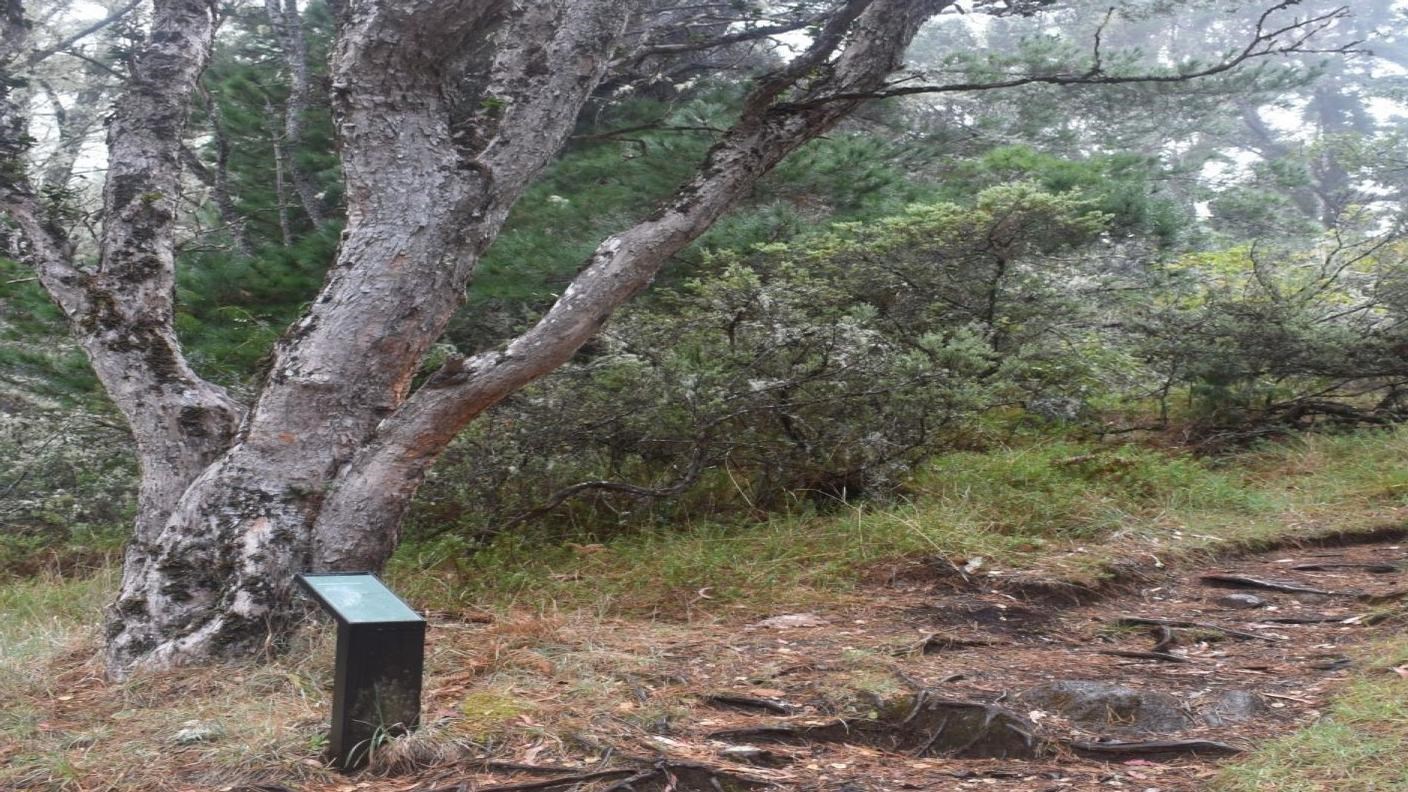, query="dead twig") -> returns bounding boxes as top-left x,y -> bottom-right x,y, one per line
1111,617 -> 1282,643
1098,650 -> 1190,664
1200,574 -> 1340,596
1068,739 -> 1242,758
